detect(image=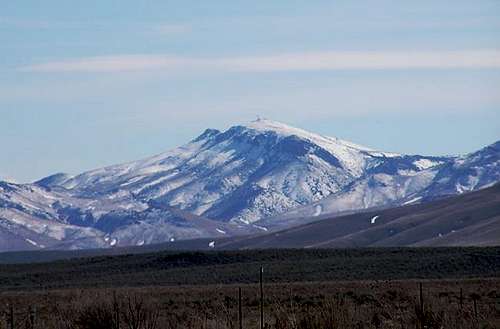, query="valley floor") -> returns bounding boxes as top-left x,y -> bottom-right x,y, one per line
0,279 -> 499,328
0,248 -> 499,328
1,247 -> 499,290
